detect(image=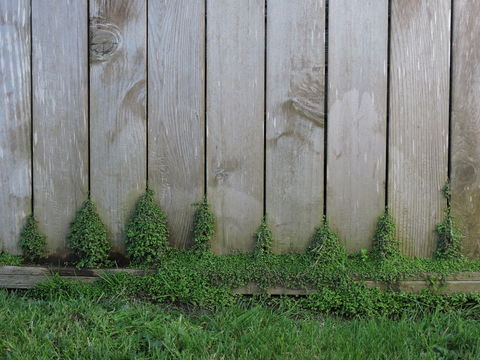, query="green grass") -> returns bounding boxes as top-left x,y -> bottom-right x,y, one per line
0,290 -> 480,359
